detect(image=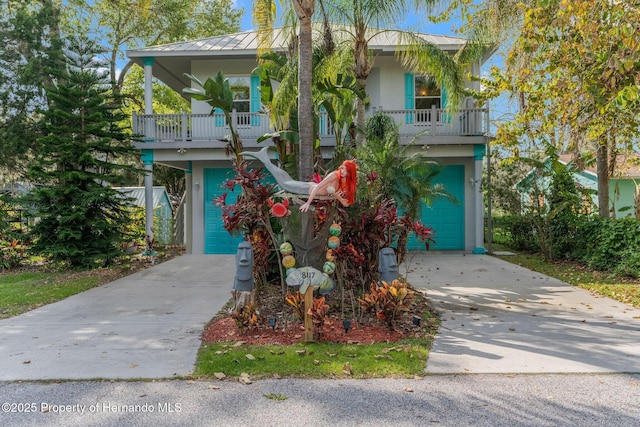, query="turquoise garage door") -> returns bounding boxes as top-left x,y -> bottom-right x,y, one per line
204,168 -> 244,254
408,164 -> 465,250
